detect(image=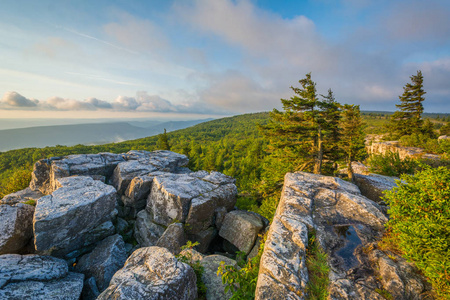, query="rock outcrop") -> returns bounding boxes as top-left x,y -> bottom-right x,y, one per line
98,246 -> 197,300
354,173 -> 399,204
256,171 -> 431,300
369,141 -> 440,160
0,203 -> 35,255
0,254 -> 84,299
33,176 -> 117,258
